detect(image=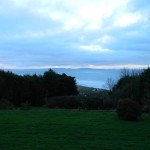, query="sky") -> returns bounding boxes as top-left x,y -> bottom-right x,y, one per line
0,0 -> 150,69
